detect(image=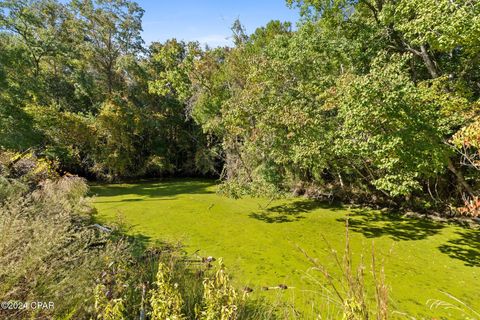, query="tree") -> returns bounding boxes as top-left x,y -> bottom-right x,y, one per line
71,0 -> 144,97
